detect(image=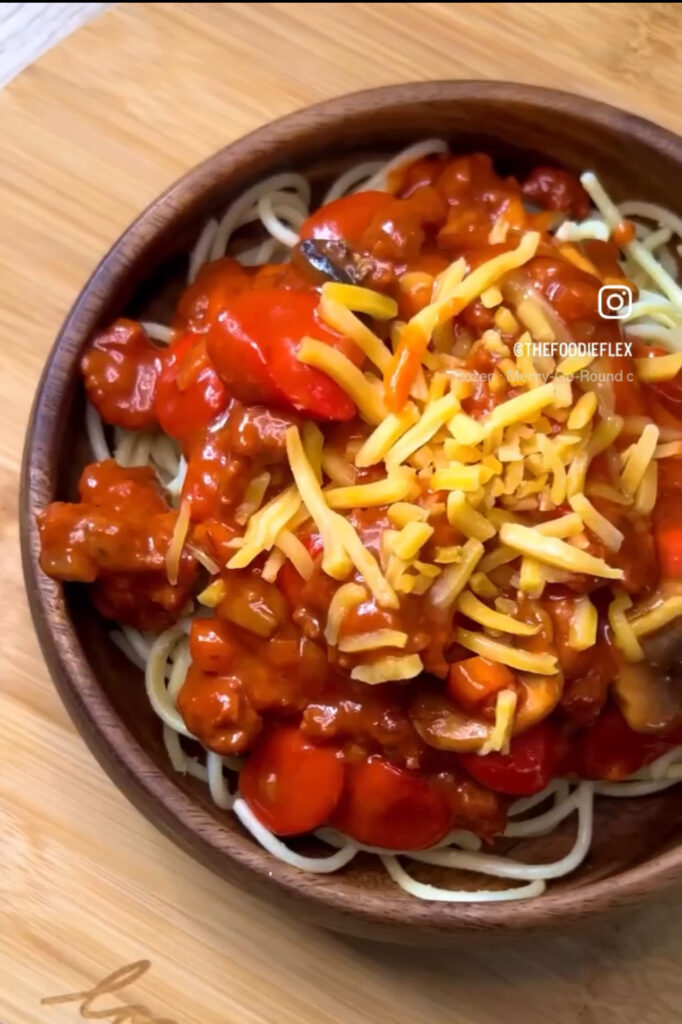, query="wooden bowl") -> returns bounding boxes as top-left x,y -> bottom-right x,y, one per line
20,81 -> 682,943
